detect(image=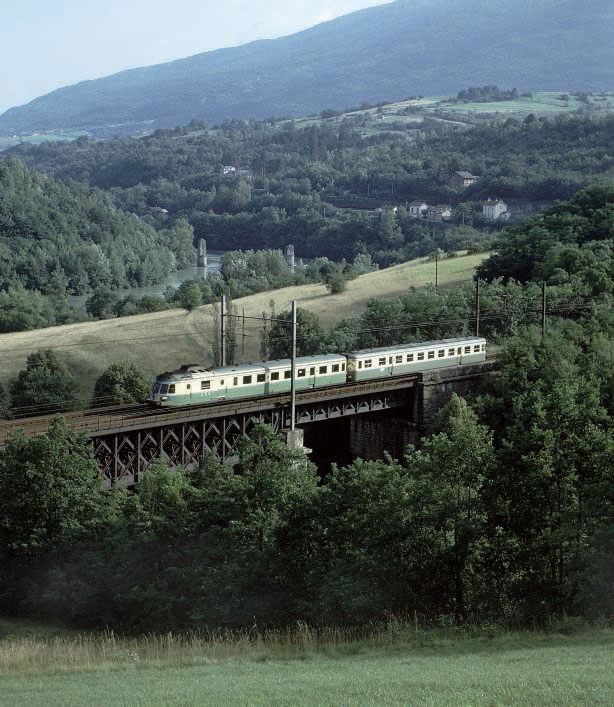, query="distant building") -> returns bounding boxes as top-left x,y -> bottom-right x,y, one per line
377,205 -> 398,215
408,200 -> 428,218
482,198 -> 509,220
221,165 -> 253,180
449,170 -> 480,189
427,204 -> 453,222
